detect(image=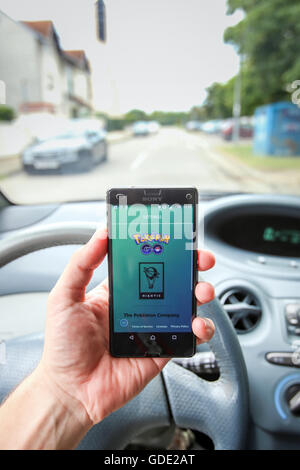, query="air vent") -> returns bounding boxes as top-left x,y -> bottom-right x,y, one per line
219,287 -> 262,334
